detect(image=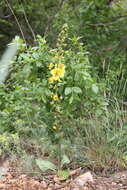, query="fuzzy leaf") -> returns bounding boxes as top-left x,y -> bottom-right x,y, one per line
92,84 -> 98,94
65,87 -> 72,95
73,87 -> 82,94
69,95 -> 73,104
36,159 -> 56,172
